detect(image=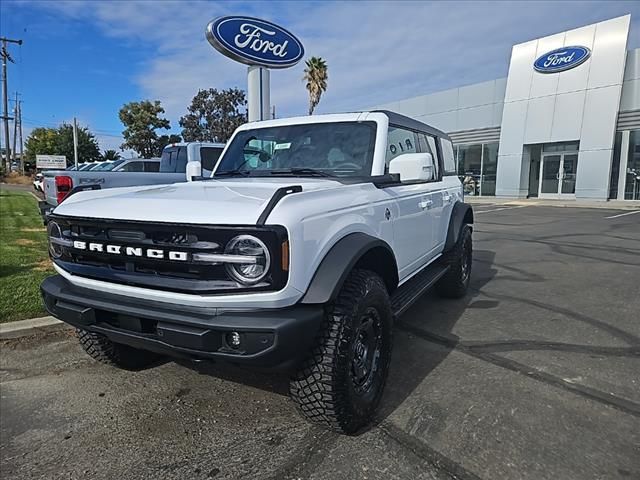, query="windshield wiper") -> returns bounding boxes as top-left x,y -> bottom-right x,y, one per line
212,169 -> 252,178
269,168 -> 335,178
